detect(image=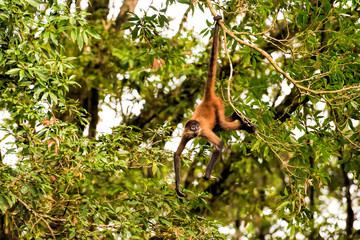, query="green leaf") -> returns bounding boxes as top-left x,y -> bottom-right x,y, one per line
82,30 -> 89,46
127,12 -> 140,20
325,2 -> 331,12
0,196 -> 9,214
159,217 -> 171,227
19,81 -> 32,87
34,87 -> 46,99
243,54 -> 251,67
25,0 -> 40,7
50,33 -> 58,45
70,29 -> 77,42
122,22 -> 135,29
85,29 -> 101,40
40,48 -> 51,59
290,225 -> 295,236
33,68 -> 47,81
6,68 -> 21,75
276,201 -> 290,211
132,26 -> 140,40
42,91 -> 49,101
158,15 -> 164,27
152,163 -> 158,176
251,139 -> 262,151
252,57 -> 256,69
19,69 -> 25,80
264,146 -> 269,157
77,29 -> 83,50
49,91 -> 58,105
